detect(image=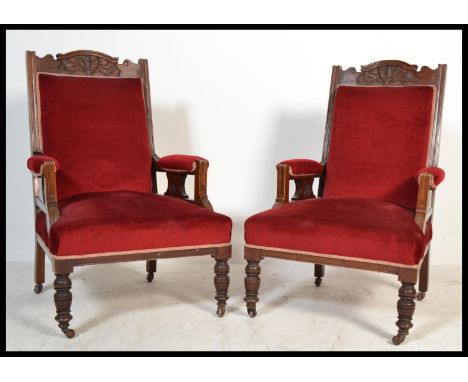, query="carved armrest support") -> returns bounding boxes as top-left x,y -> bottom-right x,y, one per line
414,173 -> 435,233
414,167 -> 444,232
153,155 -> 213,210
31,160 -> 60,236
273,160 -> 324,208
